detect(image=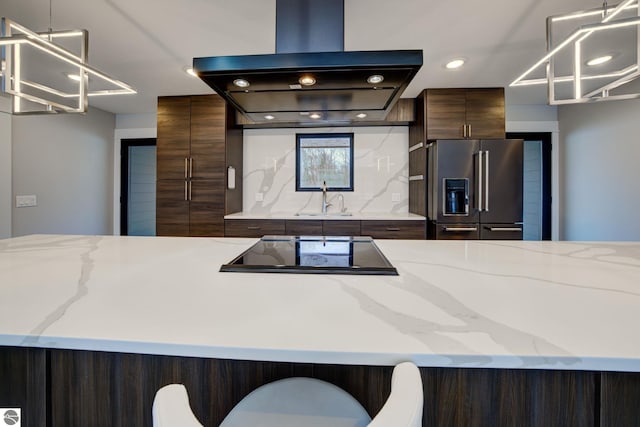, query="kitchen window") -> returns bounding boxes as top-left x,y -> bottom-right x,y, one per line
296,133 -> 354,191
